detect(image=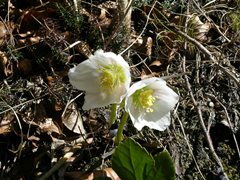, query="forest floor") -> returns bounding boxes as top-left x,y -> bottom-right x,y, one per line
0,0 -> 240,179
